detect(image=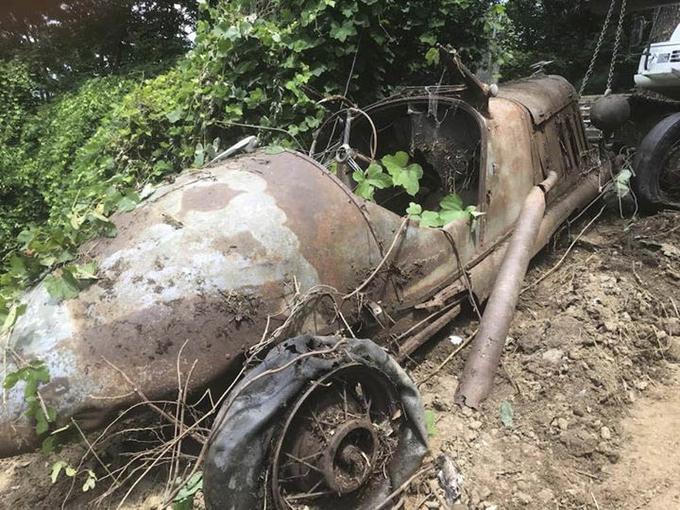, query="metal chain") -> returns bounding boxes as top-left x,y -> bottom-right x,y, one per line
580,0 -> 618,96
606,0 -> 628,95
